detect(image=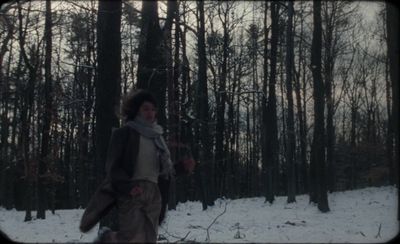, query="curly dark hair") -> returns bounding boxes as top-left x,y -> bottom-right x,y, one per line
121,89 -> 158,121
